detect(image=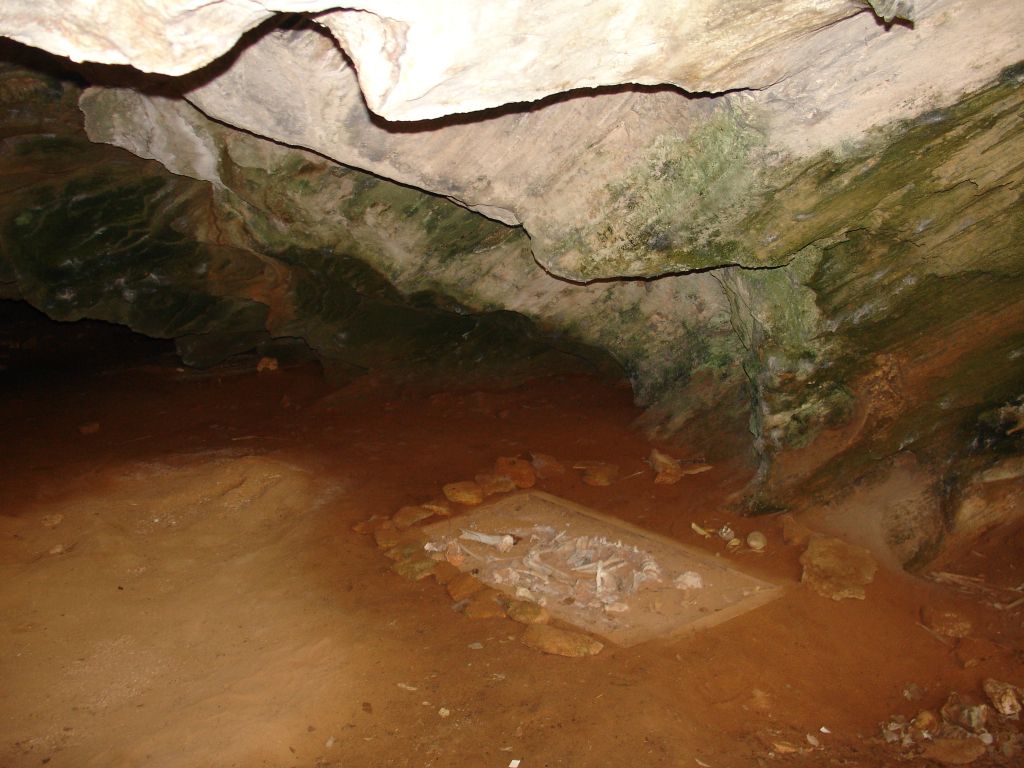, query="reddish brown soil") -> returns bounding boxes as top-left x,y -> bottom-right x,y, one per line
1,345 -> 1022,766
